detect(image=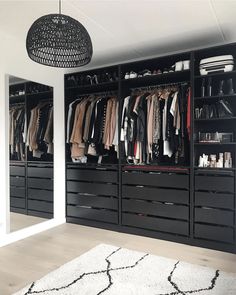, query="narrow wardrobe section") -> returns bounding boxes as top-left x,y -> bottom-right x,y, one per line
9,79 -> 54,221
65,42 -> 236,254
